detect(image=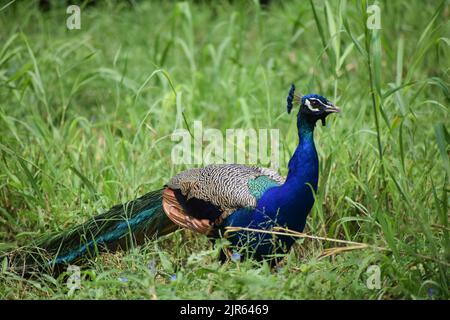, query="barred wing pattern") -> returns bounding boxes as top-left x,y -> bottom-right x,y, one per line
163,164 -> 284,234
